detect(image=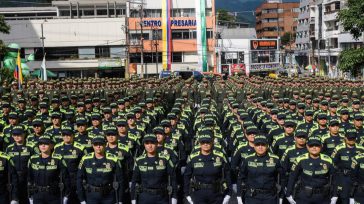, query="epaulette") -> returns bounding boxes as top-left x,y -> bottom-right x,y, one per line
334,143 -> 346,151
7,143 -> 15,149
106,153 -> 118,162
30,154 -> 40,159
356,145 -> 364,151
74,142 -> 85,150
268,153 -> 279,159
354,153 -> 364,160
245,153 -> 256,159
189,151 -> 200,160
285,145 -> 296,153
82,152 -> 94,160
296,153 -> 309,163
320,154 -> 333,163
0,151 -> 10,159
136,154 -> 147,162
117,143 -> 129,152
53,154 -> 62,160
54,143 -> 63,149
